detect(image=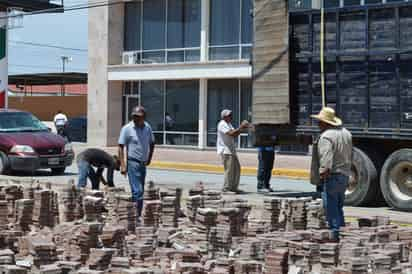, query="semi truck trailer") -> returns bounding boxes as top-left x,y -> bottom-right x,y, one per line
252,0 -> 412,210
